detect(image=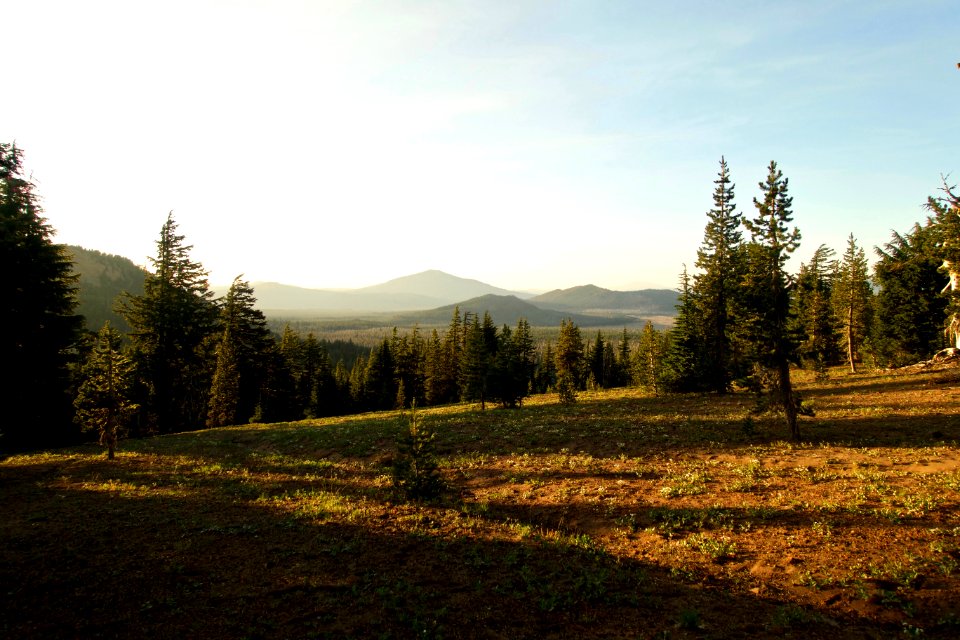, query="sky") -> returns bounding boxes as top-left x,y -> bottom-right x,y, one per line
3,0 -> 958,293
